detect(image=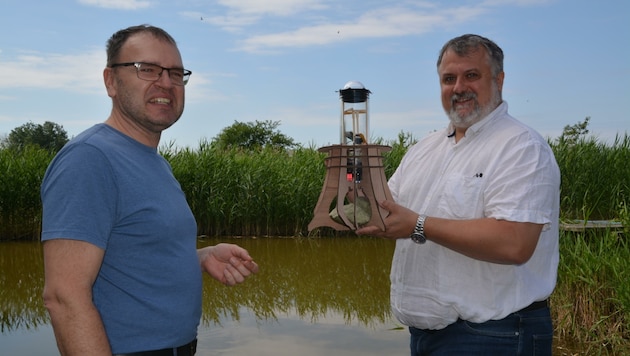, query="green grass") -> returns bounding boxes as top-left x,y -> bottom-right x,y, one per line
553,227 -> 630,354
